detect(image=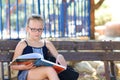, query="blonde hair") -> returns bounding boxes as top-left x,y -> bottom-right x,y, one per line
27,14 -> 44,26
26,14 -> 44,38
